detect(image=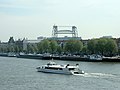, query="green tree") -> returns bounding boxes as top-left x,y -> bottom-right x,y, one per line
49,40 -> 58,54
32,44 -> 38,53
27,44 -> 33,53
96,38 -> 118,56
74,40 -> 83,53
64,40 -> 74,54
14,45 -> 19,53
64,40 -> 83,54
57,46 -> 63,54
87,39 -> 98,54
37,42 -> 43,53
82,45 -> 88,54
8,45 -> 15,52
37,39 -> 50,53
105,39 -> 118,56
96,38 -> 107,55
15,39 -> 23,53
